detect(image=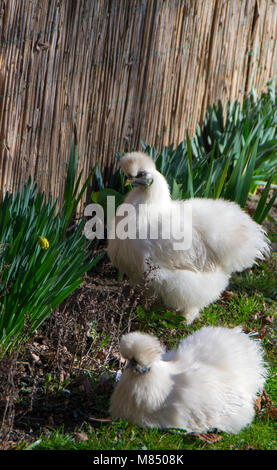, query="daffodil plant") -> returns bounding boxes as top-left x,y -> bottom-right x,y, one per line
0,162 -> 102,357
